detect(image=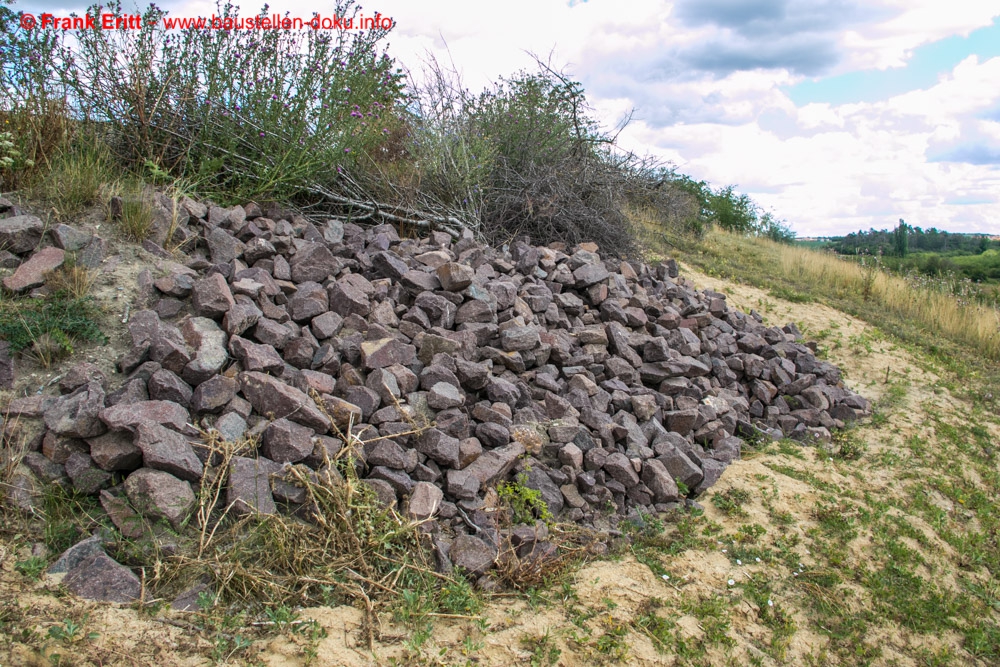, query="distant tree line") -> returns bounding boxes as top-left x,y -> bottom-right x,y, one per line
832,220 -> 995,257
